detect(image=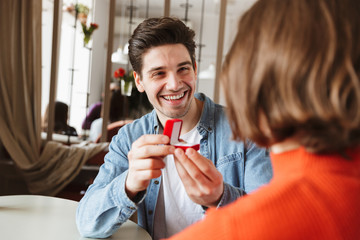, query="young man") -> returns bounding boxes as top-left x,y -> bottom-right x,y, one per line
76,17 -> 272,239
